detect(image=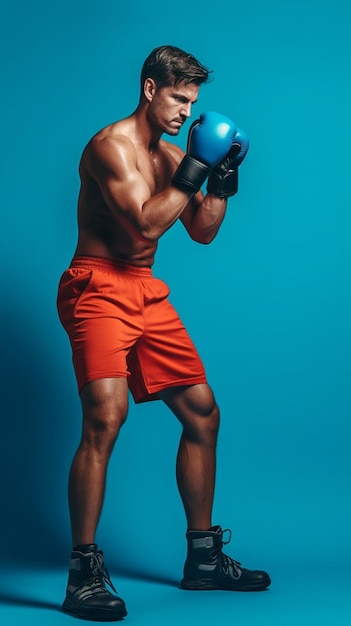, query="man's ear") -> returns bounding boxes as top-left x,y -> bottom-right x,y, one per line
143,78 -> 157,102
